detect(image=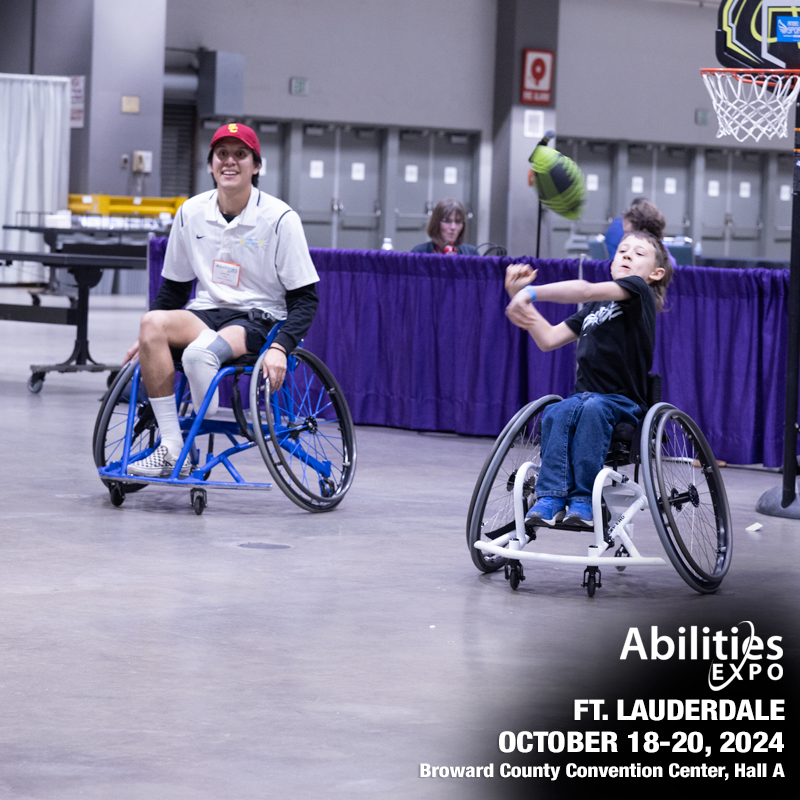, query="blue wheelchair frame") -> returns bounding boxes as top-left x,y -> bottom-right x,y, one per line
95,323 -> 356,513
